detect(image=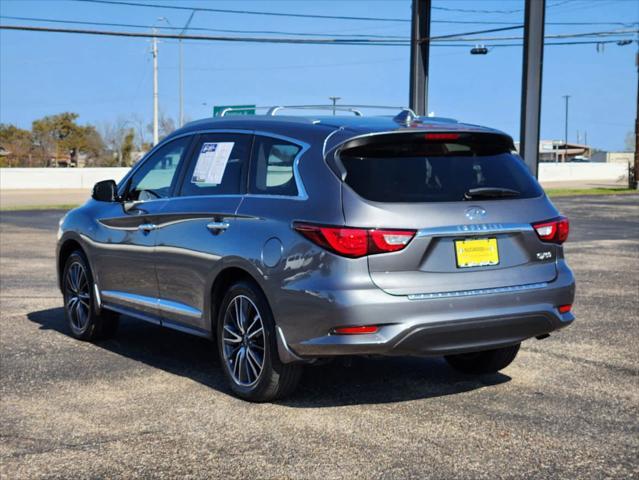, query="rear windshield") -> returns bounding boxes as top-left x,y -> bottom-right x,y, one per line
339,136 -> 542,203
